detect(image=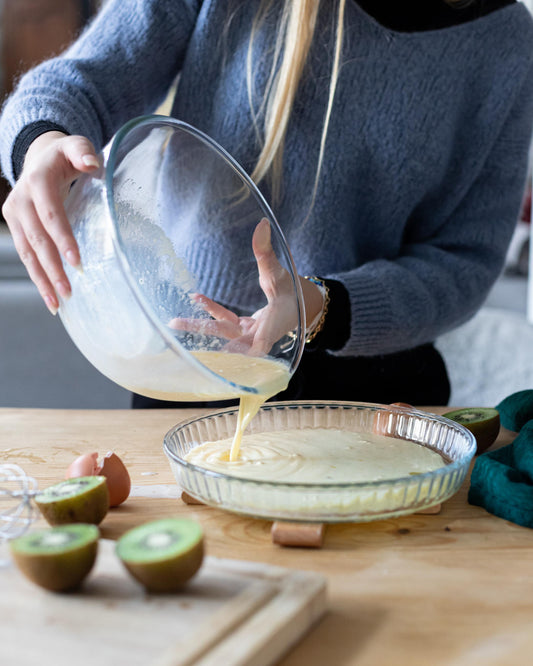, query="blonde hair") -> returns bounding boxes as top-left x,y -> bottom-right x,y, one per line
247,0 -> 475,205
247,0 -> 346,206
